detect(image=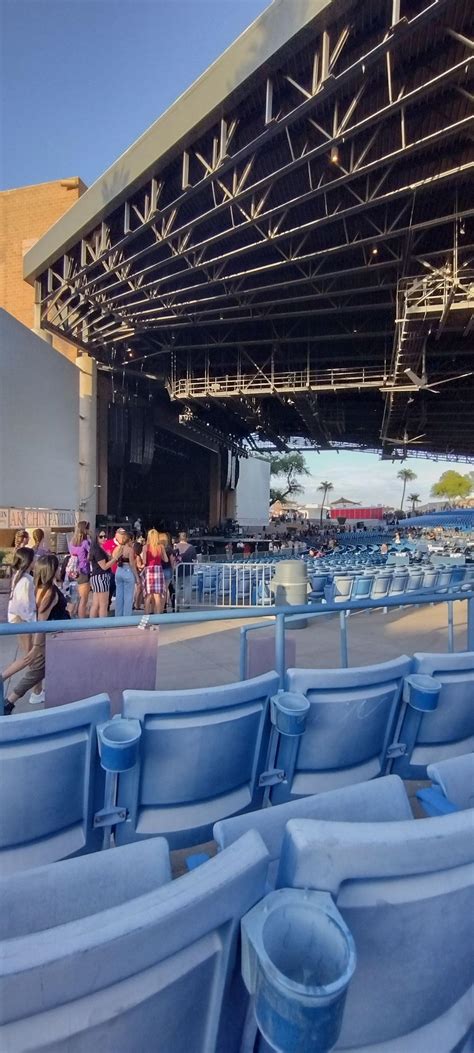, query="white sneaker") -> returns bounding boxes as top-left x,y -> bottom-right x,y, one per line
29,690 -> 45,705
